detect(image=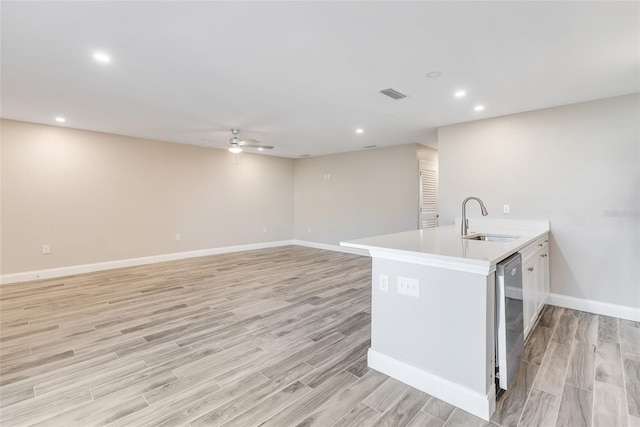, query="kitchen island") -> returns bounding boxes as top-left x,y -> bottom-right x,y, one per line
341,218 -> 549,420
